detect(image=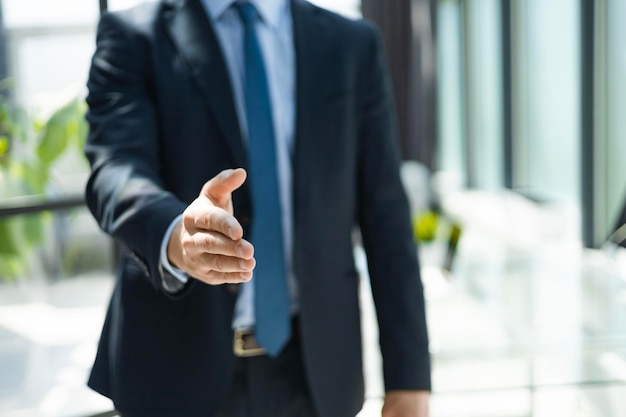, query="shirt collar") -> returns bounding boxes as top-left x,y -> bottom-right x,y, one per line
203,0 -> 288,28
